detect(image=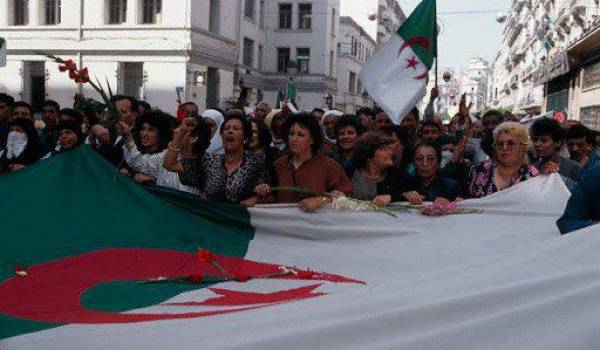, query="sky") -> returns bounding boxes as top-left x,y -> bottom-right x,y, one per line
340,0 -> 511,70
